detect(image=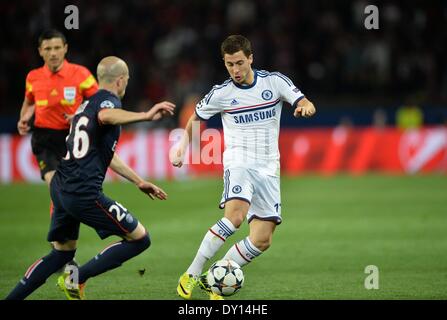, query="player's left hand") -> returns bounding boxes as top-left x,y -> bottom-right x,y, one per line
169,146 -> 185,168
137,181 -> 168,200
294,100 -> 316,118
